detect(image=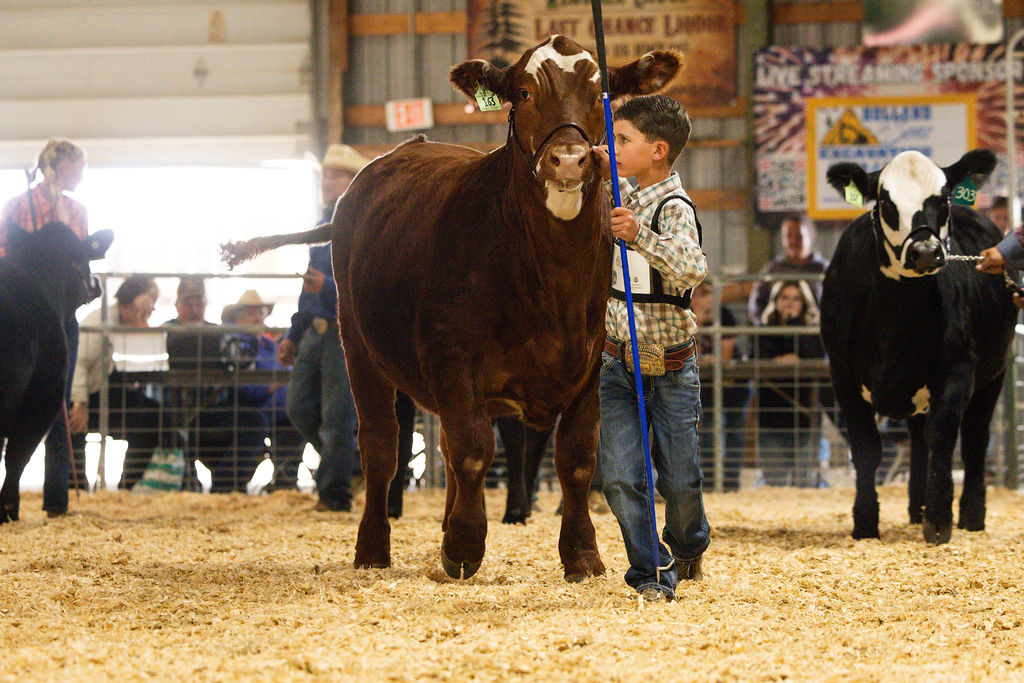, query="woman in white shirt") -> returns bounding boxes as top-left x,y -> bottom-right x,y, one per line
69,276 -> 164,489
